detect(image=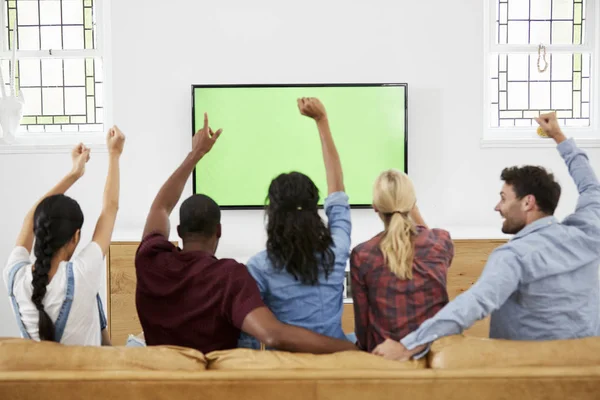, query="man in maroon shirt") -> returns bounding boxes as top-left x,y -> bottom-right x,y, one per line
135,113 -> 357,354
